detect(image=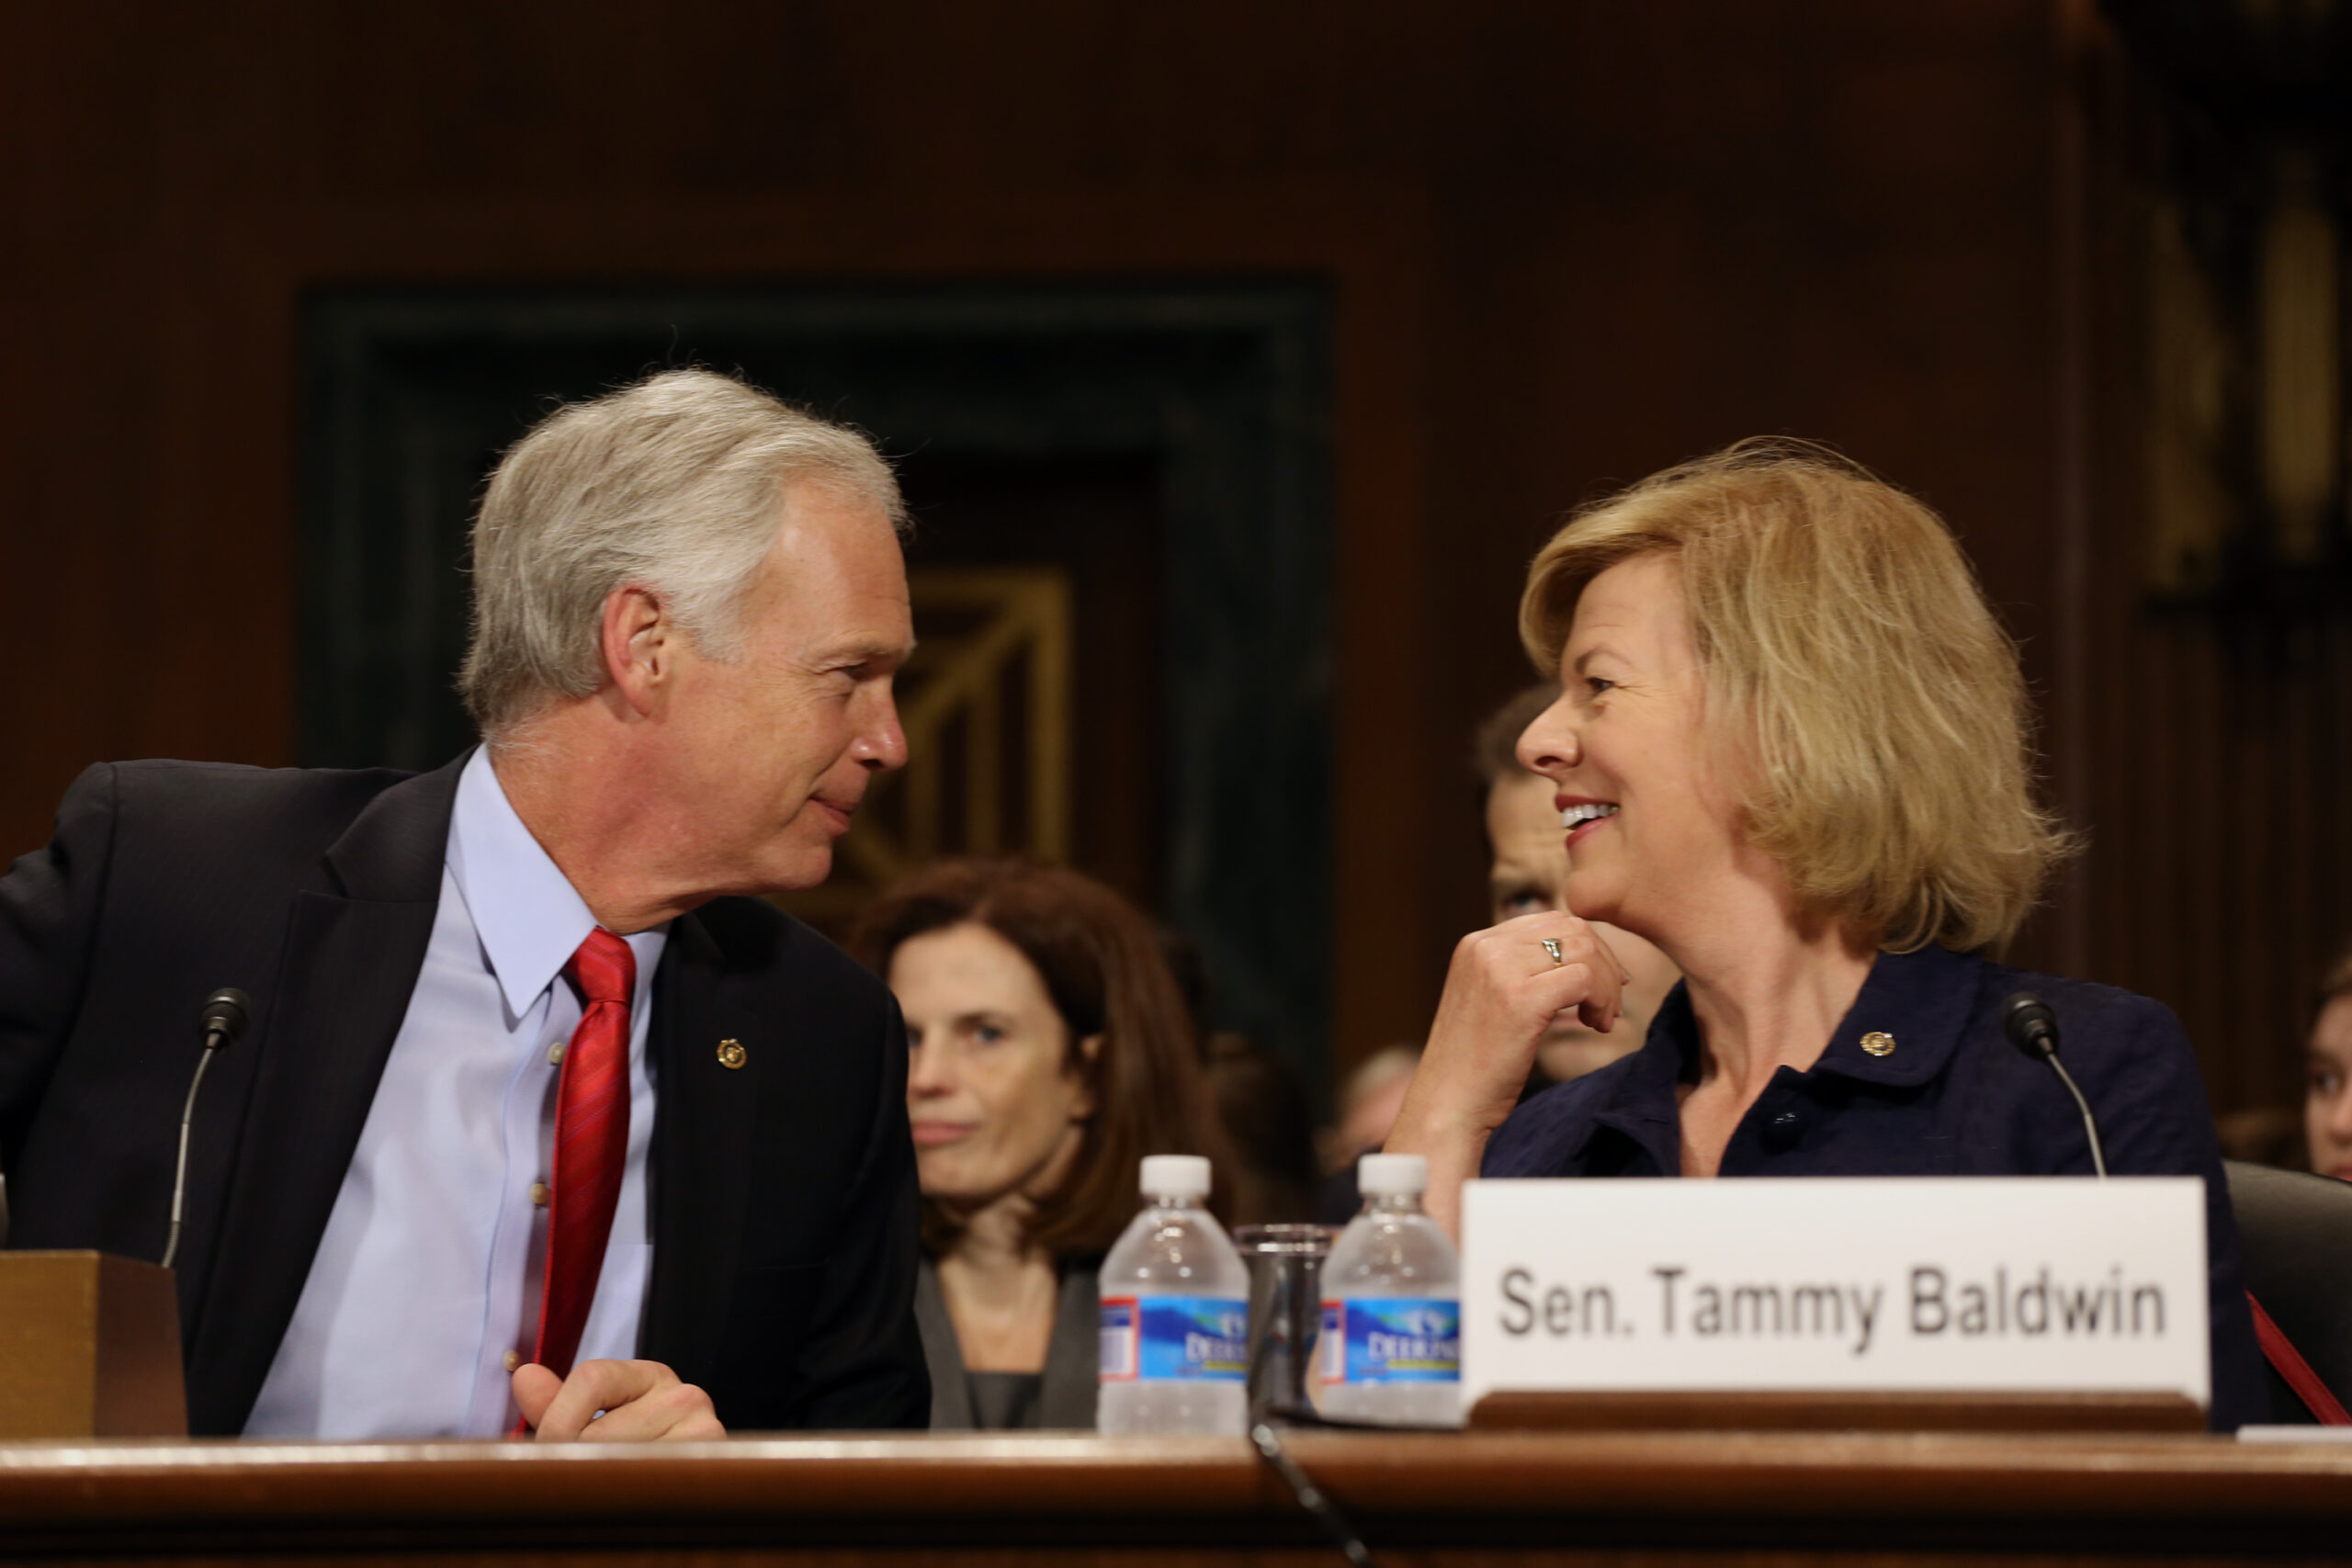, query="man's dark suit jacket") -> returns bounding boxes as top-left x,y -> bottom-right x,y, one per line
0,754 -> 930,1435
